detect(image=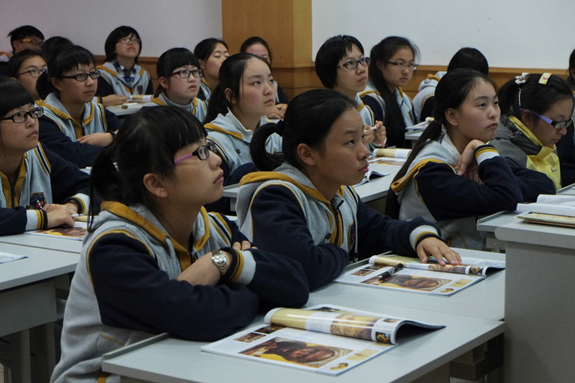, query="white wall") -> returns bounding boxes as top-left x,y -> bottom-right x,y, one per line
312,0 -> 575,69
0,0 -> 222,57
